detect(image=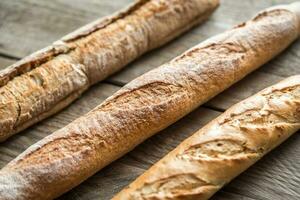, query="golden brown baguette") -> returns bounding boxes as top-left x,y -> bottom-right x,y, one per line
113,75 -> 300,200
0,0 -> 219,141
0,2 -> 299,200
